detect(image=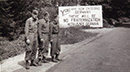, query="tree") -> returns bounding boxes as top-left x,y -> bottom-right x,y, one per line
111,0 -> 130,18
0,0 -> 47,40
